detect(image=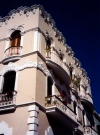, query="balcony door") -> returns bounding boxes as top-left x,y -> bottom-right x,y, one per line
9,30 -> 21,56
10,30 -> 21,47
2,71 -> 16,101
